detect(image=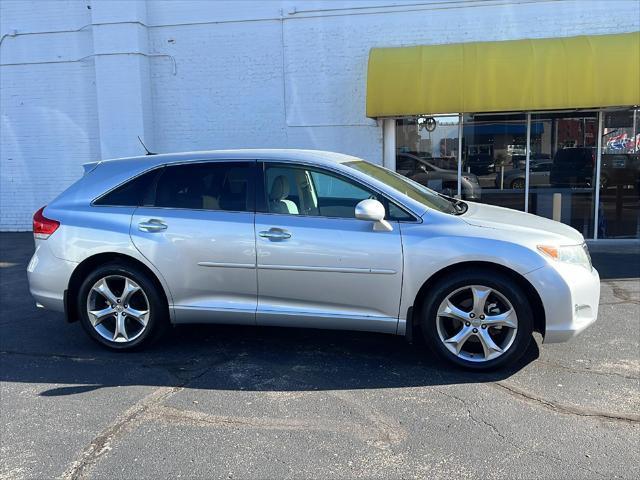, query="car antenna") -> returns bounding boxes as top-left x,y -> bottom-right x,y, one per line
137,136 -> 157,156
